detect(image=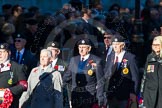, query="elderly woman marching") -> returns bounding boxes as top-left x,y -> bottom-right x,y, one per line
140,36 -> 162,108
19,49 -> 63,108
